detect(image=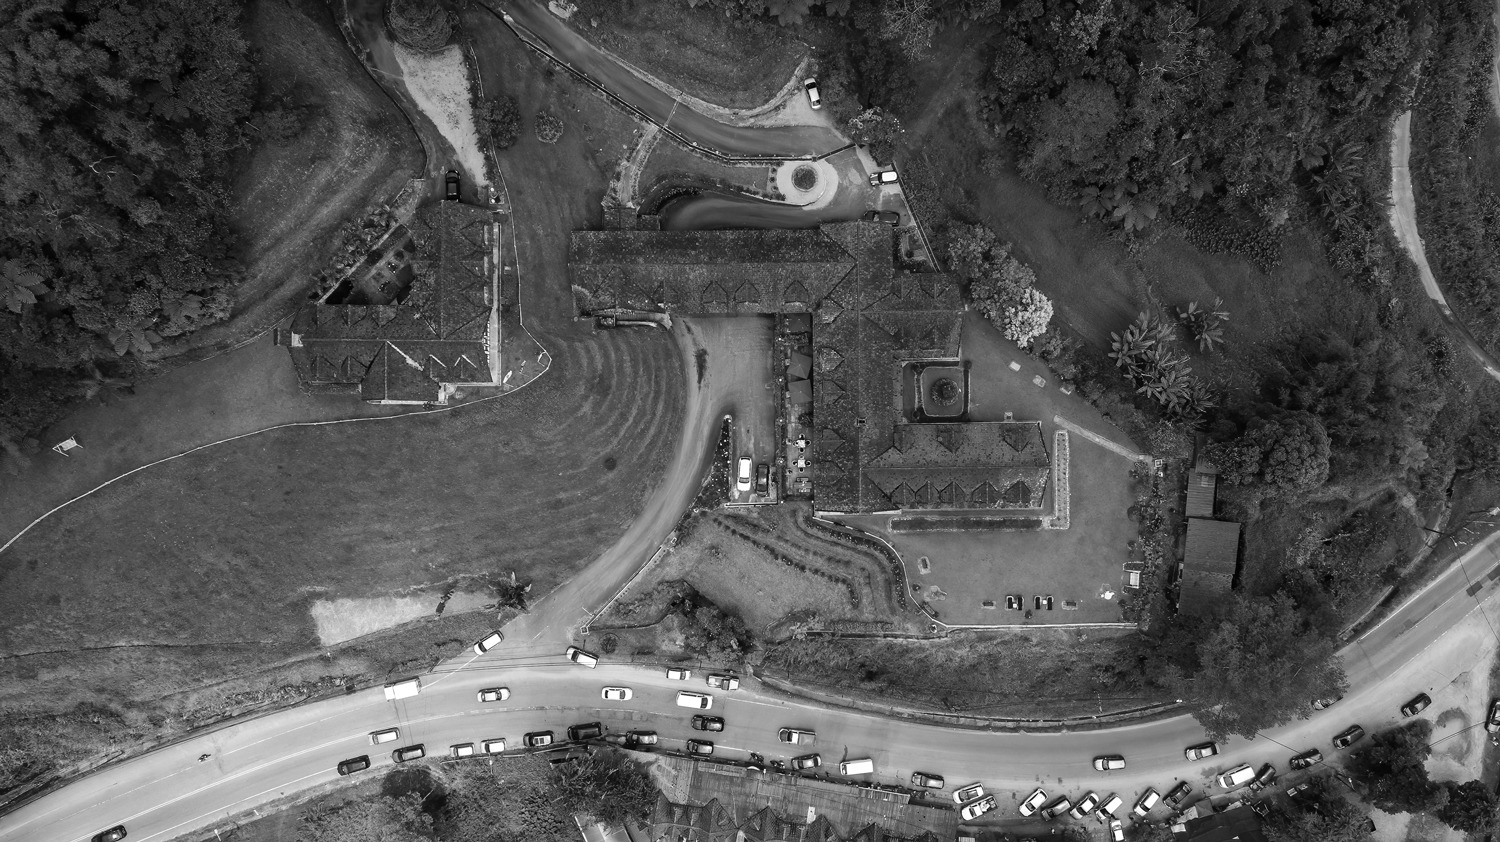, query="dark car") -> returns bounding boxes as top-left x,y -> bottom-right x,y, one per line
686,739 -> 714,756
792,753 -> 822,770
336,755 -> 371,776
1401,693 -> 1432,717
1488,699 -> 1500,733
1164,781 -> 1193,807
1289,748 -> 1323,770
444,170 -> 460,201
862,210 -> 900,225
1332,724 -> 1366,749
391,744 -> 425,763
568,722 -> 604,741
92,827 -> 127,842
691,715 -> 725,732
523,730 -> 555,748
1247,763 -> 1277,793
910,771 -> 945,789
